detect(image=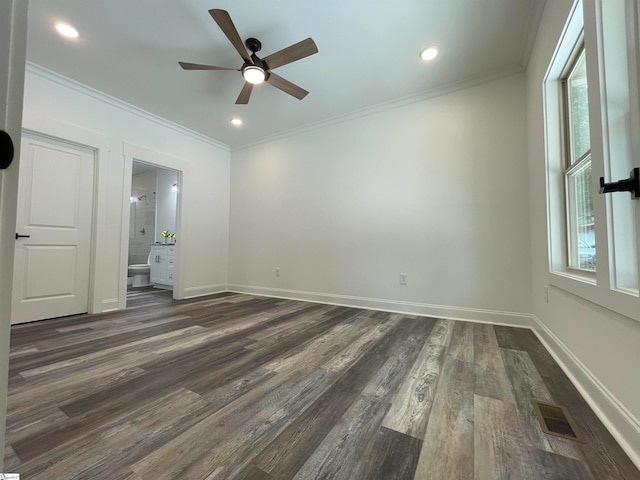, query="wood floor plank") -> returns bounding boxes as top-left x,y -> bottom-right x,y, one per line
413,355 -> 476,480
500,348 -> 587,462
131,366 -> 337,479
35,314 -> 194,350
9,345 -> 40,358
262,320 -> 367,372
248,316 -> 423,479
183,309 -> 368,397
16,388 -> 207,479
57,339 -> 251,418
222,317 -> 424,480
474,394 -> 528,480
473,323 -> 515,402
6,406 -> 69,445
531,449 -> 597,480
321,314 -> 403,373
246,303 -> 337,342
231,463 -> 271,480
4,444 -> 21,472
474,395 -> 544,480
292,318 -> 429,480
381,317 -> 449,439
7,364 -> 147,423
351,427 -> 422,480
447,320 -> 475,363
473,394 -> 596,480
14,323 -> 199,379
